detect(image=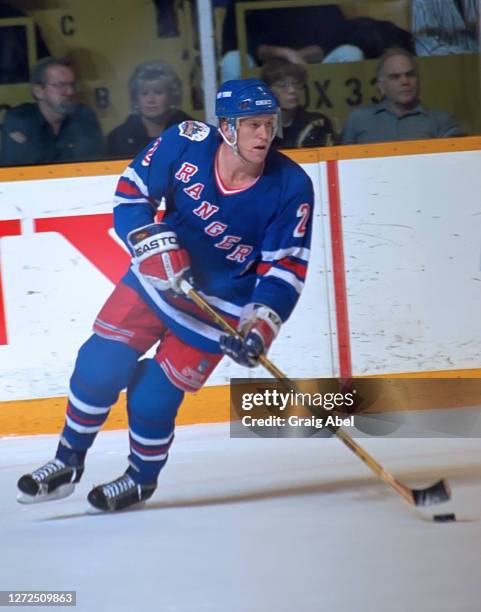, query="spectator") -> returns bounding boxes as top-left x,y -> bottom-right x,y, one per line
412,0 -> 478,56
261,59 -> 336,148
341,47 -> 462,144
1,57 -> 102,165
220,0 -> 363,82
107,61 -> 192,159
